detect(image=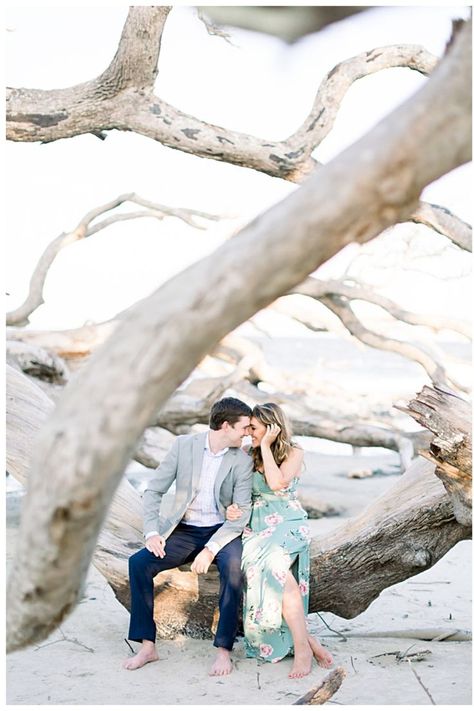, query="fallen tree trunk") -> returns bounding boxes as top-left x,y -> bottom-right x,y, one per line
7,367 -> 470,640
